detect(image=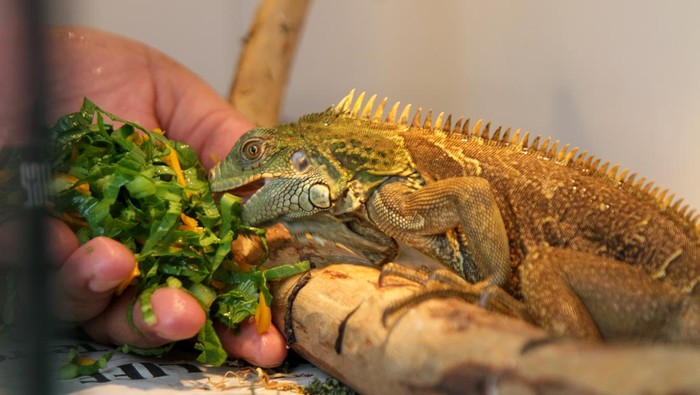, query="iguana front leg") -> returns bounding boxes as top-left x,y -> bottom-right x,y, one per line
283,213 -> 399,266
366,177 -> 511,286
521,247 -> 700,343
